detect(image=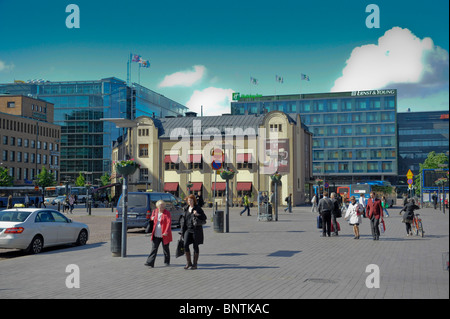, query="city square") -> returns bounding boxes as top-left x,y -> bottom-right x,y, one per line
0,204 -> 448,300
